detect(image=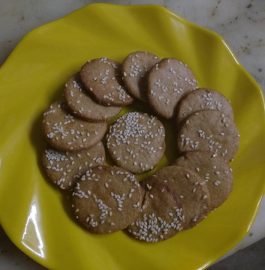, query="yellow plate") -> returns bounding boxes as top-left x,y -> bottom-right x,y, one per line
0,4 -> 265,270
